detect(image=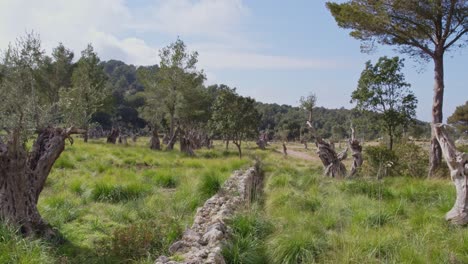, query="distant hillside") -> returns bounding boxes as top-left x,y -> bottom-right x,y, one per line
93,60 -> 430,140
